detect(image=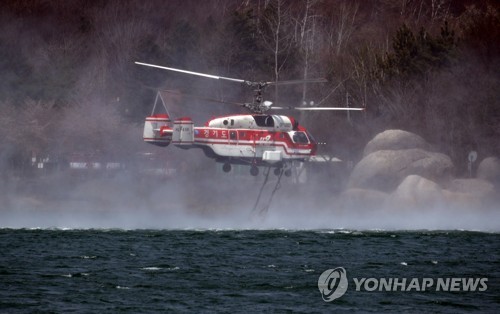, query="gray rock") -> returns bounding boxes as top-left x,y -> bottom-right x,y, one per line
338,188 -> 389,210
348,148 -> 454,192
363,129 -> 428,157
447,178 -> 495,198
386,175 -> 445,209
477,157 -> 500,186
442,179 -> 497,209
